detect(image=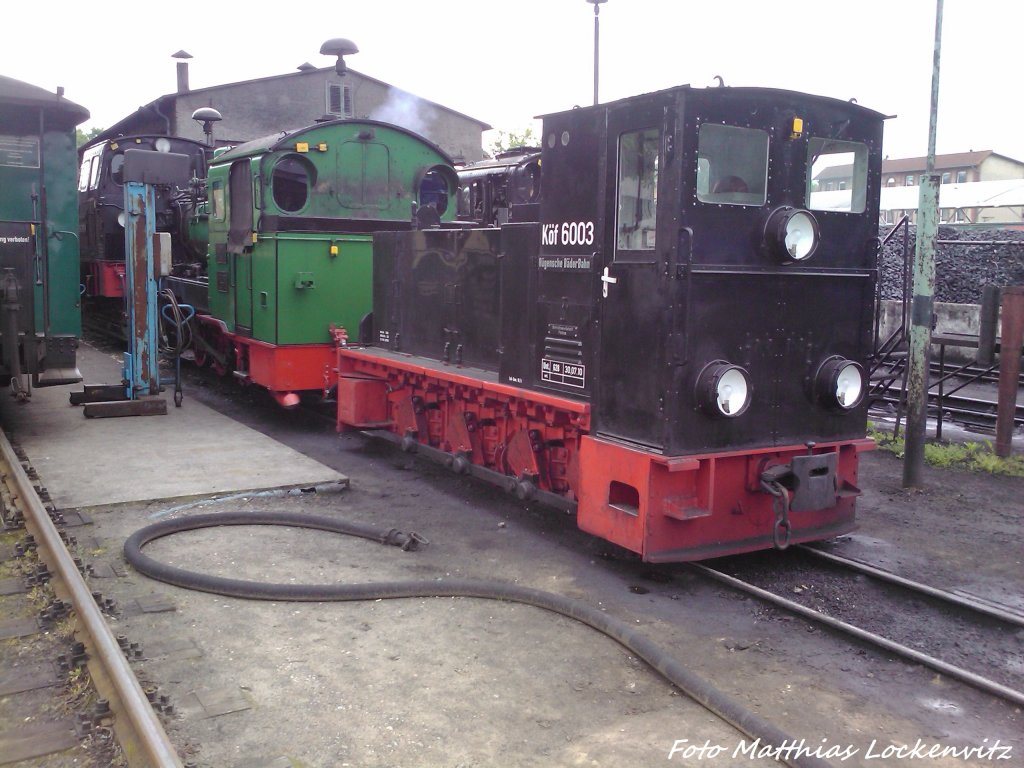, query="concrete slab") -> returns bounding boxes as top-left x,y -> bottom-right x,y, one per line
0,341 -> 346,510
